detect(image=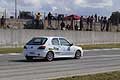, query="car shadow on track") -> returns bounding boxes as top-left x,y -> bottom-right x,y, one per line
9,58 -> 76,63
